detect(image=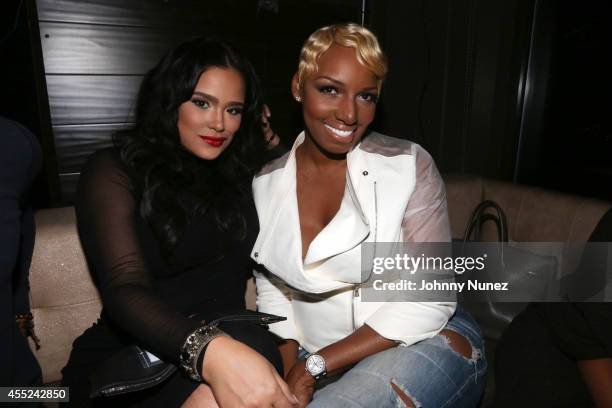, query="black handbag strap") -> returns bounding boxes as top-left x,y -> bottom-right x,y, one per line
463,199 -> 508,243
462,199 -> 509,266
